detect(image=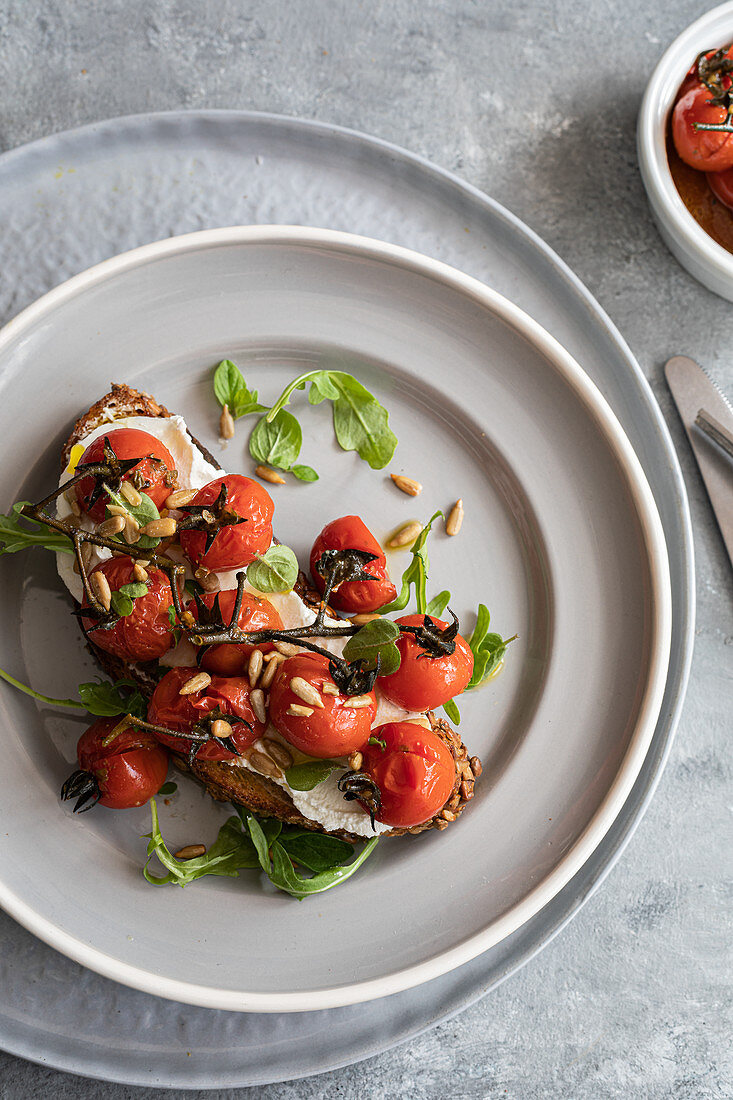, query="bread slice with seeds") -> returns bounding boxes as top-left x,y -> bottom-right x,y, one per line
64,385 -> 481,840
